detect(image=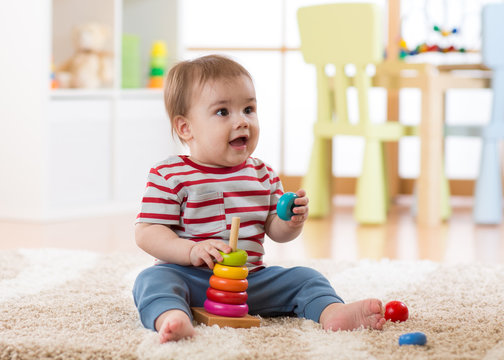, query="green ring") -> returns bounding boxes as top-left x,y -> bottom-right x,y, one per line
150,67 -> 165,76
218,249 -> 248,266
